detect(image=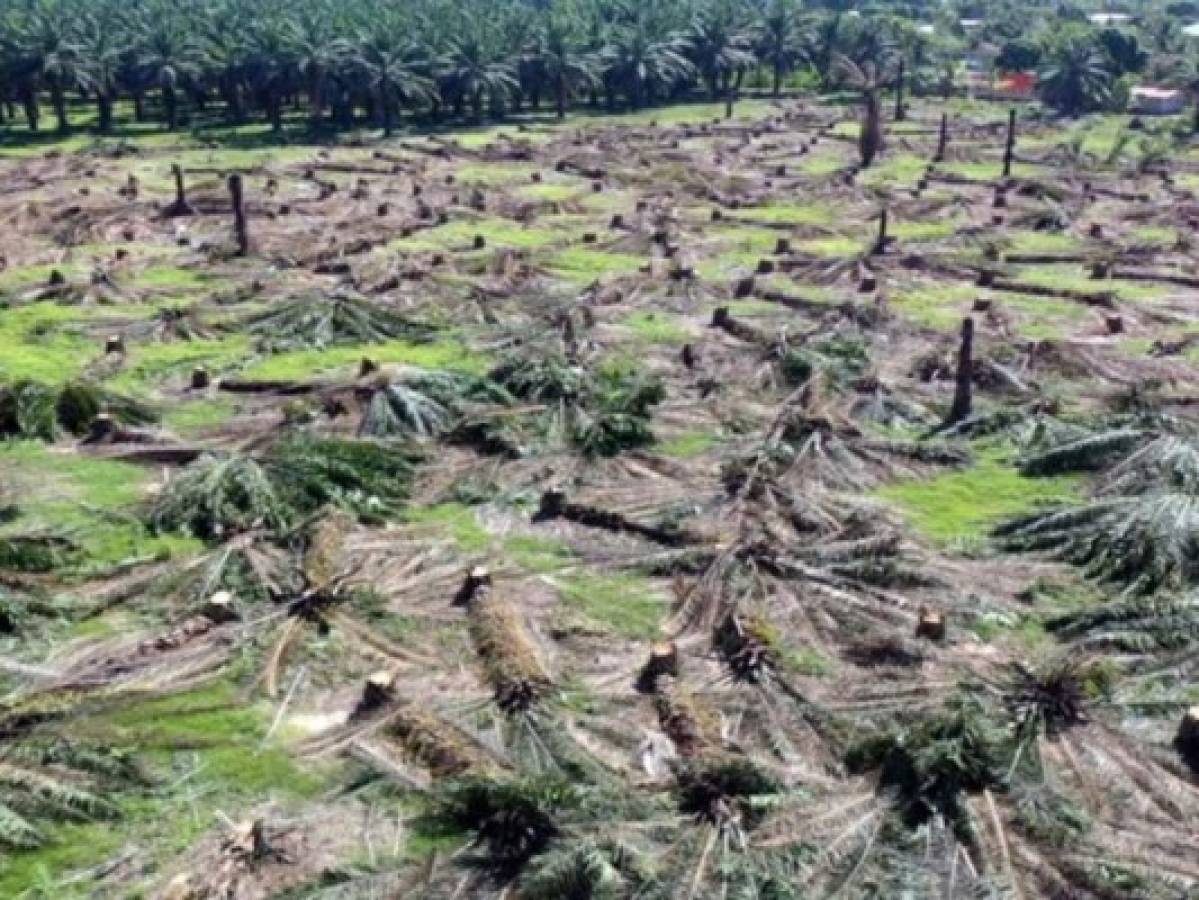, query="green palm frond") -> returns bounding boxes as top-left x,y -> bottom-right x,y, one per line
152,435 -> 420,539
997,491 -> 1199,594
1047,593 -> 1199,653
0,380 -> 156,441
242,294 -> 433,352
150,453 -> 285,540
